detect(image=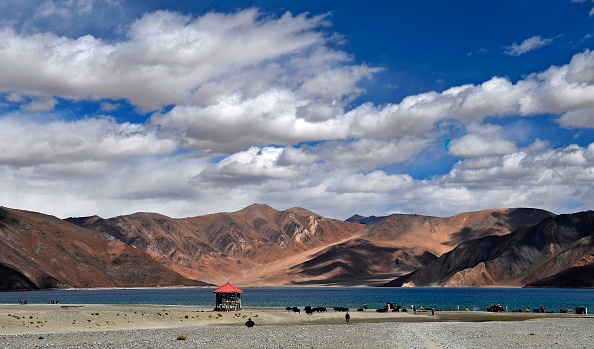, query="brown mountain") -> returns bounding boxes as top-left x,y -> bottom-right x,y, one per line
525,264 -> 594,288
286,239 -> 439,286
67,204 -> 367,286
0,207 -> 209,290
68,205 -> 552,286
363,208 -> 555,255
0,202 -> 557,289
279,208 -> 553,285
385,211 -> 594,287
